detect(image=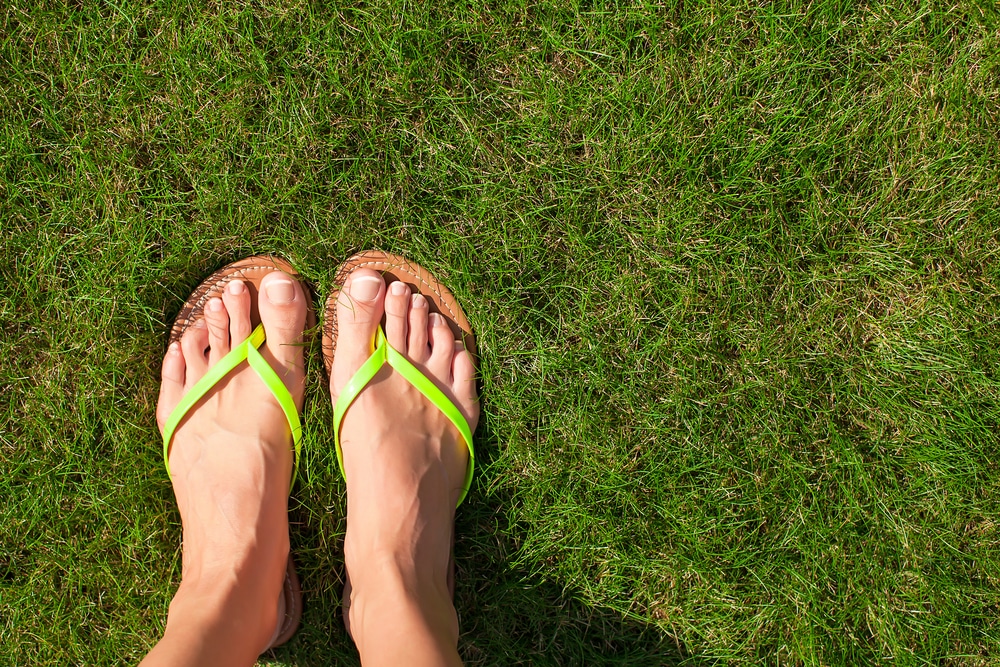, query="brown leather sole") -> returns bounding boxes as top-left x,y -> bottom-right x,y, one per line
168,254 -> 313,650
272,553 -> 302,649
321,250 -> 476,610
